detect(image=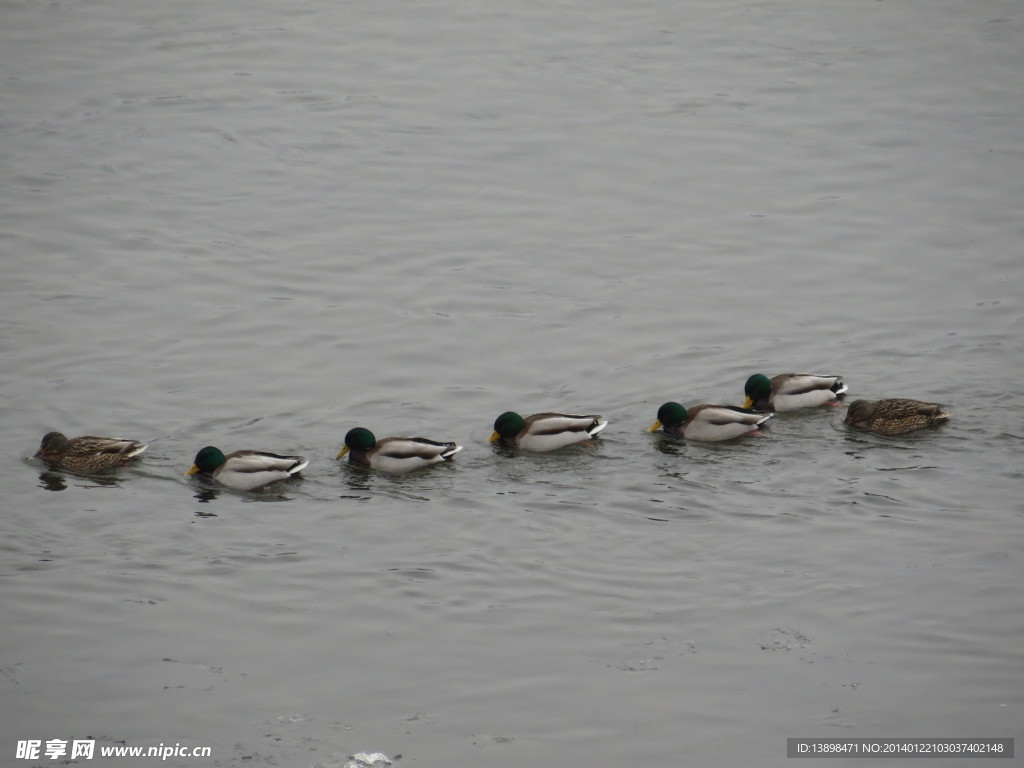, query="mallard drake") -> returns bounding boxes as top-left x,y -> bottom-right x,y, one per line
488,411 -> 608,452
743,373 -> 847,412
35,431 -> 147,474
336,427 -> 463,473
647,402 -> 773,442
844,398 -> 949,436
185,446 -> 308,491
